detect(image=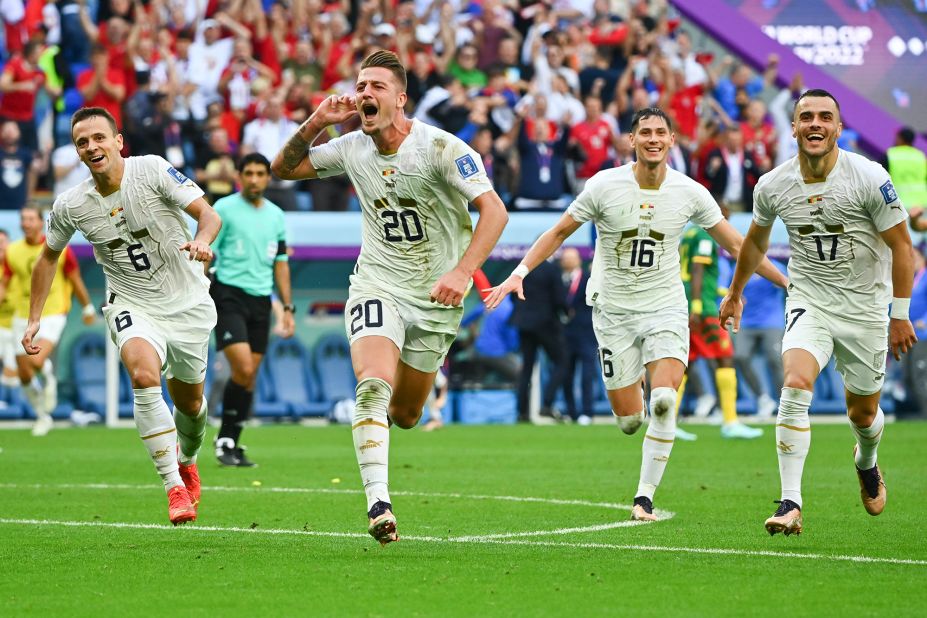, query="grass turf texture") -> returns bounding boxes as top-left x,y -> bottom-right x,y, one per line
2,422 -> 926,617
